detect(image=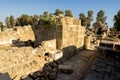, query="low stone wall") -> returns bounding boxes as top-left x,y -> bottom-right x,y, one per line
0,25 -> 35,45
0,47 -> 52,80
